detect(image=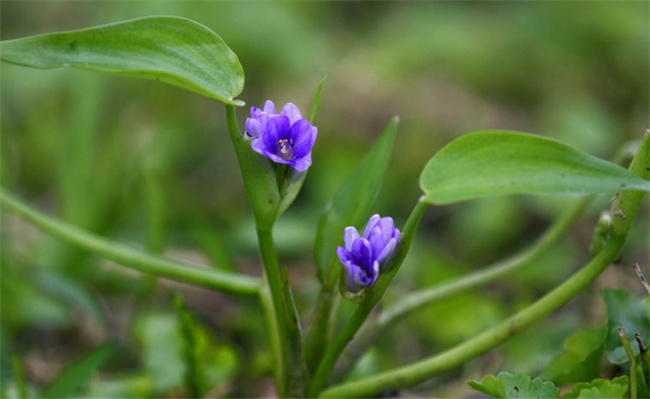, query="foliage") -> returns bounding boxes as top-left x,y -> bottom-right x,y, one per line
541,326 -> 605,384
563,376 -> 629,399
604,289 -> 650,363
0,16 -> 244,105
420,131 -> 650,205
468,372 -> 560,399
